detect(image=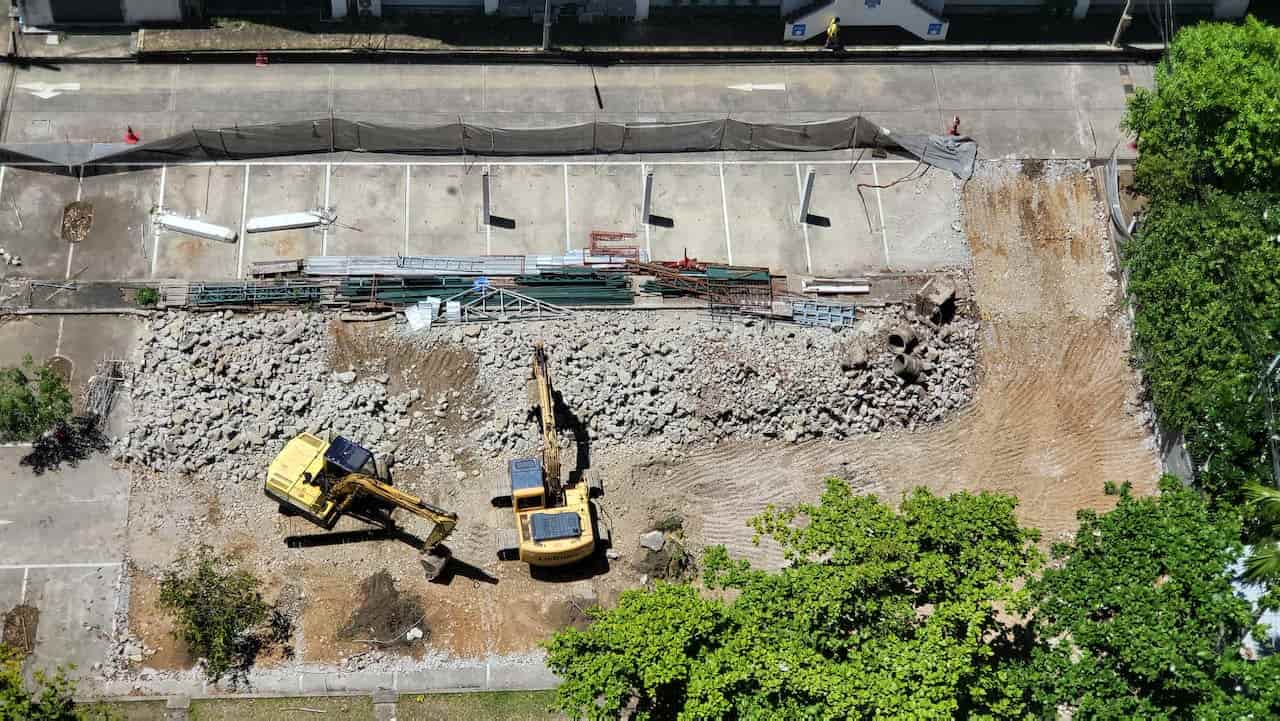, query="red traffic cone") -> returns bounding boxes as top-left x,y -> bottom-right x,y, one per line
946,116 -> 961,136
124,126 -> 140,144
255,50 -> 268,67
